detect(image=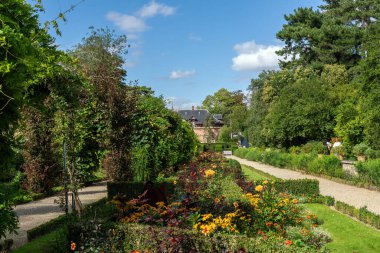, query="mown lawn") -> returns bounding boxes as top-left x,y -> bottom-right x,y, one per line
305,203 -> 380,253
241,164 -> 278,180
